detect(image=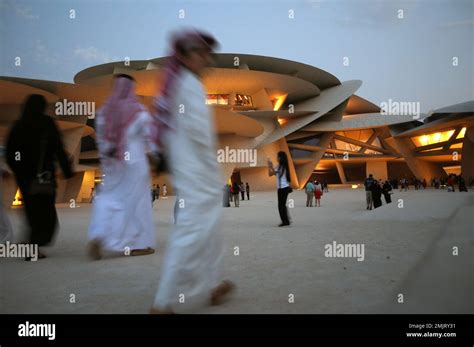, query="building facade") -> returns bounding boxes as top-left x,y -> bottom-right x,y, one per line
1,53 -> 473,205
